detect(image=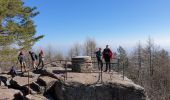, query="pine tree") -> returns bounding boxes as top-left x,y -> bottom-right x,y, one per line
0,0 -> 44,63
